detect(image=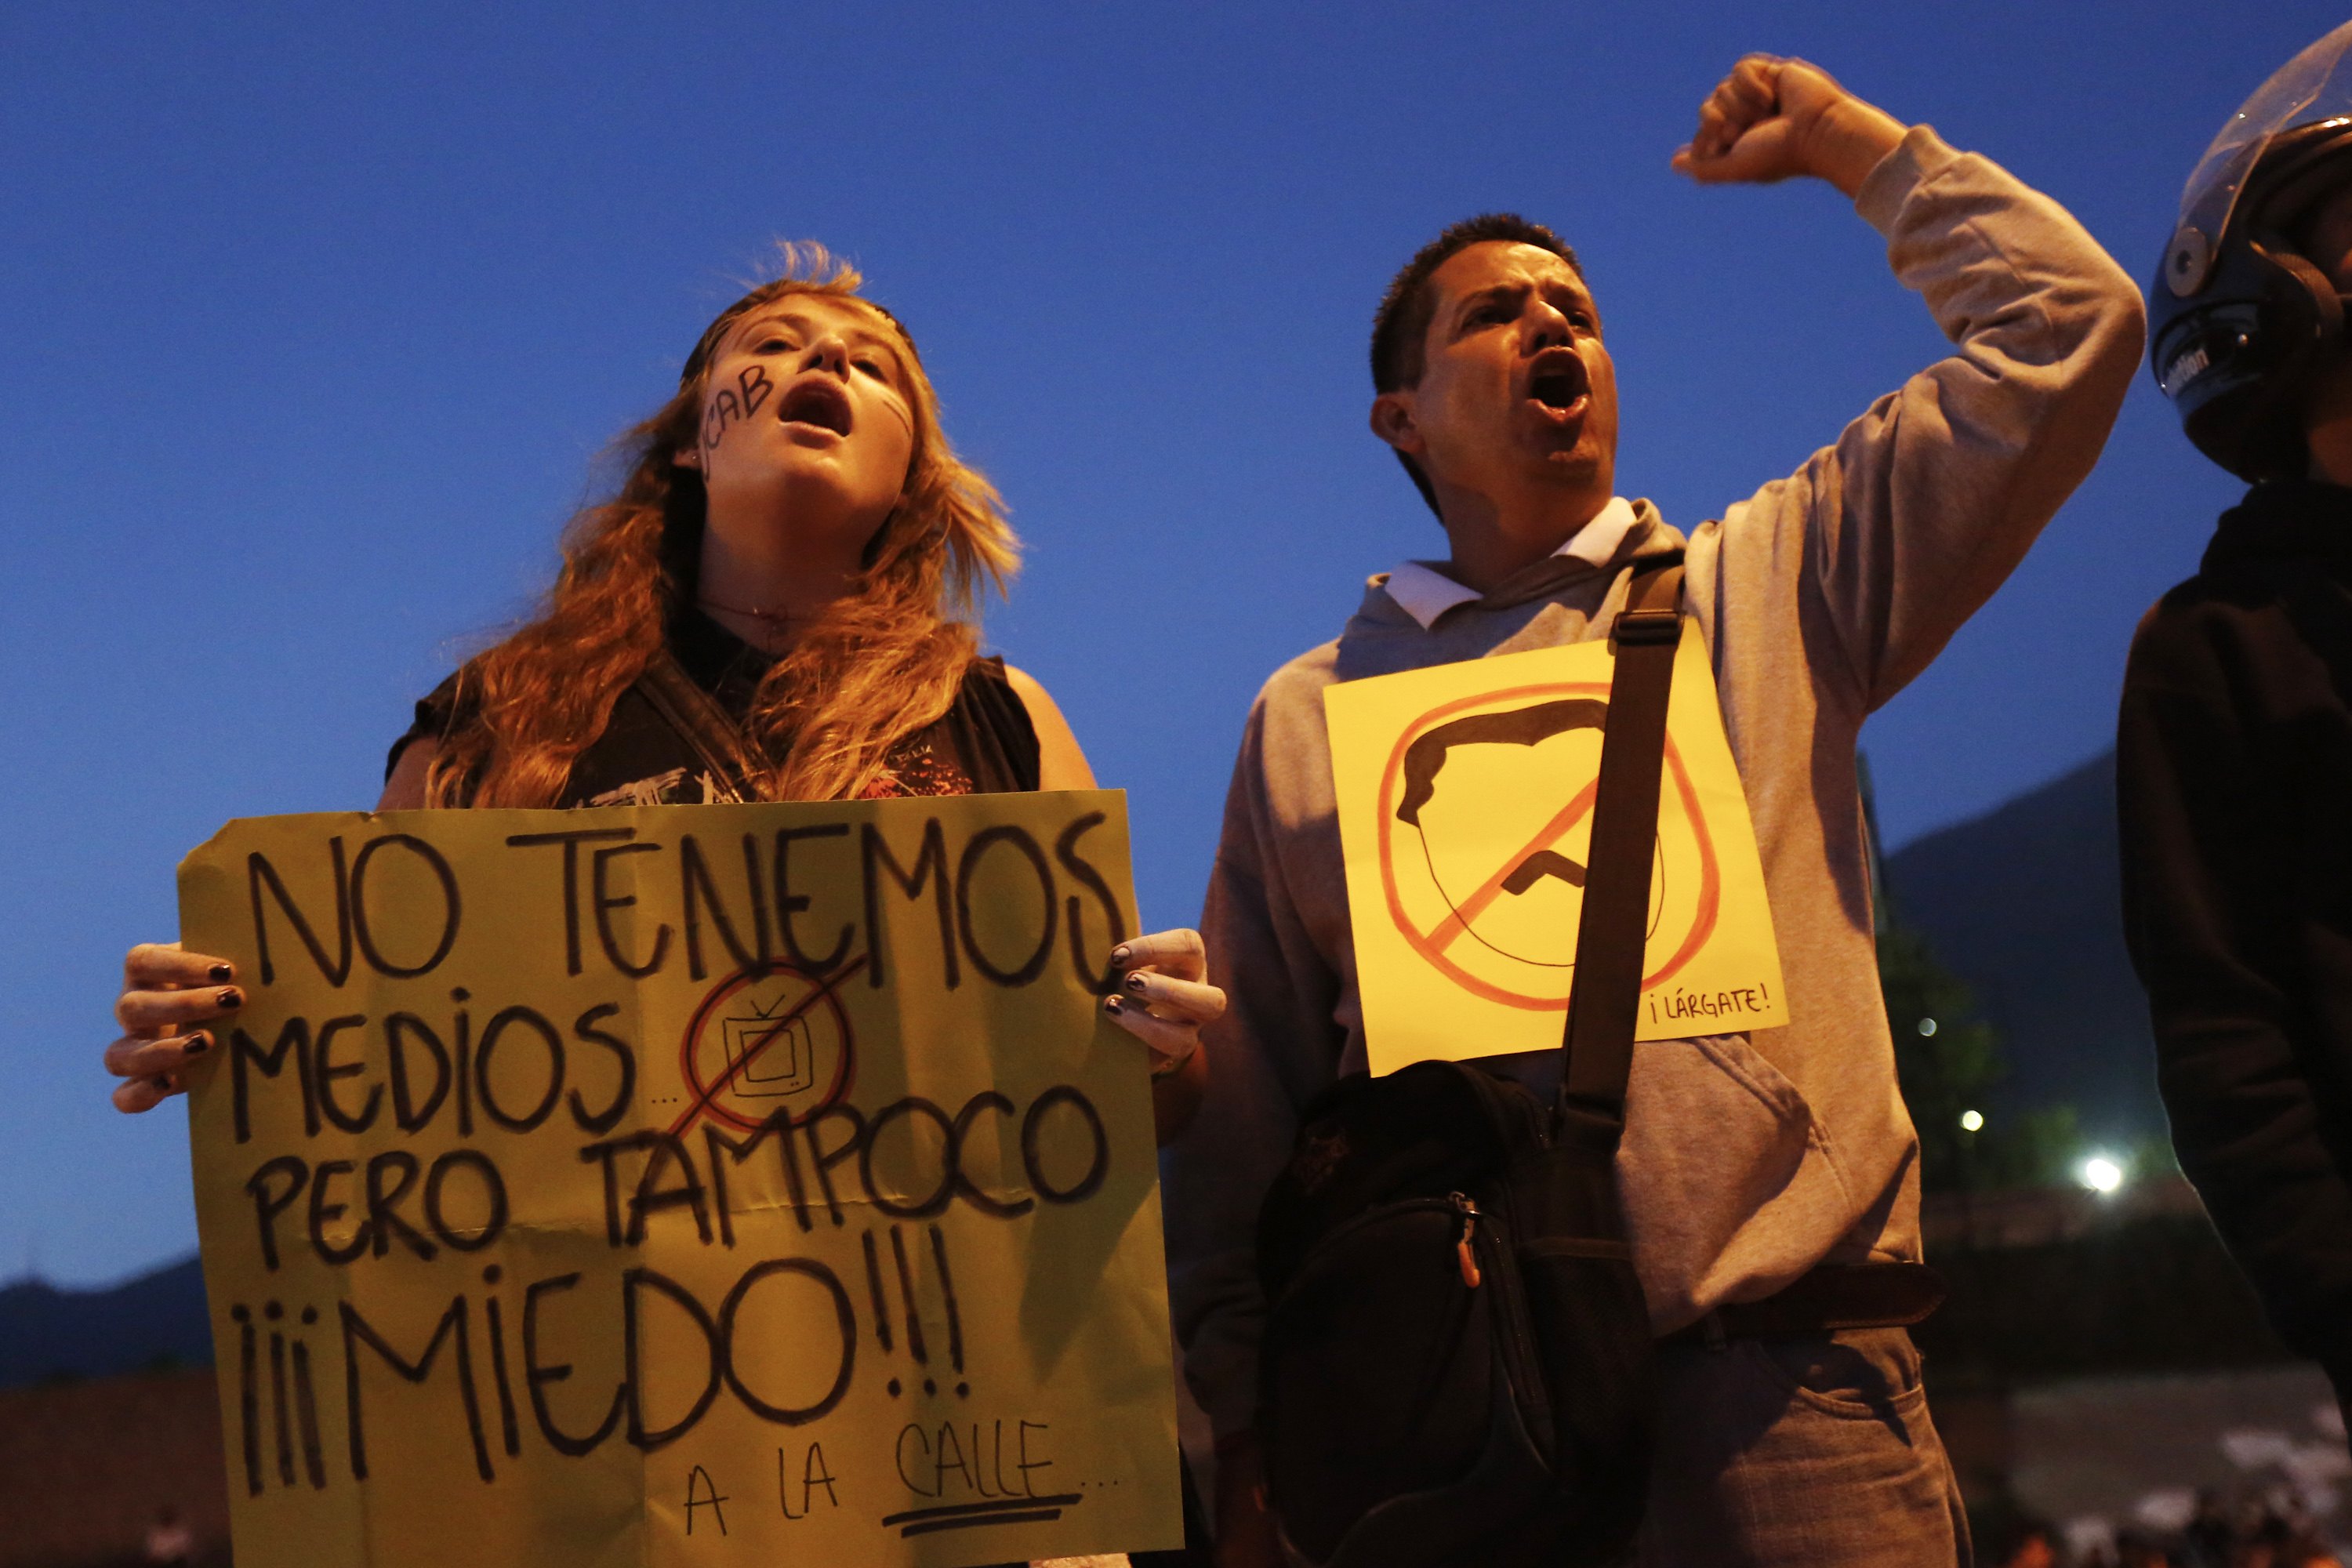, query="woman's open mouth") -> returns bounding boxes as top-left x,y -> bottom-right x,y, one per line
778,379 -> 854,437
